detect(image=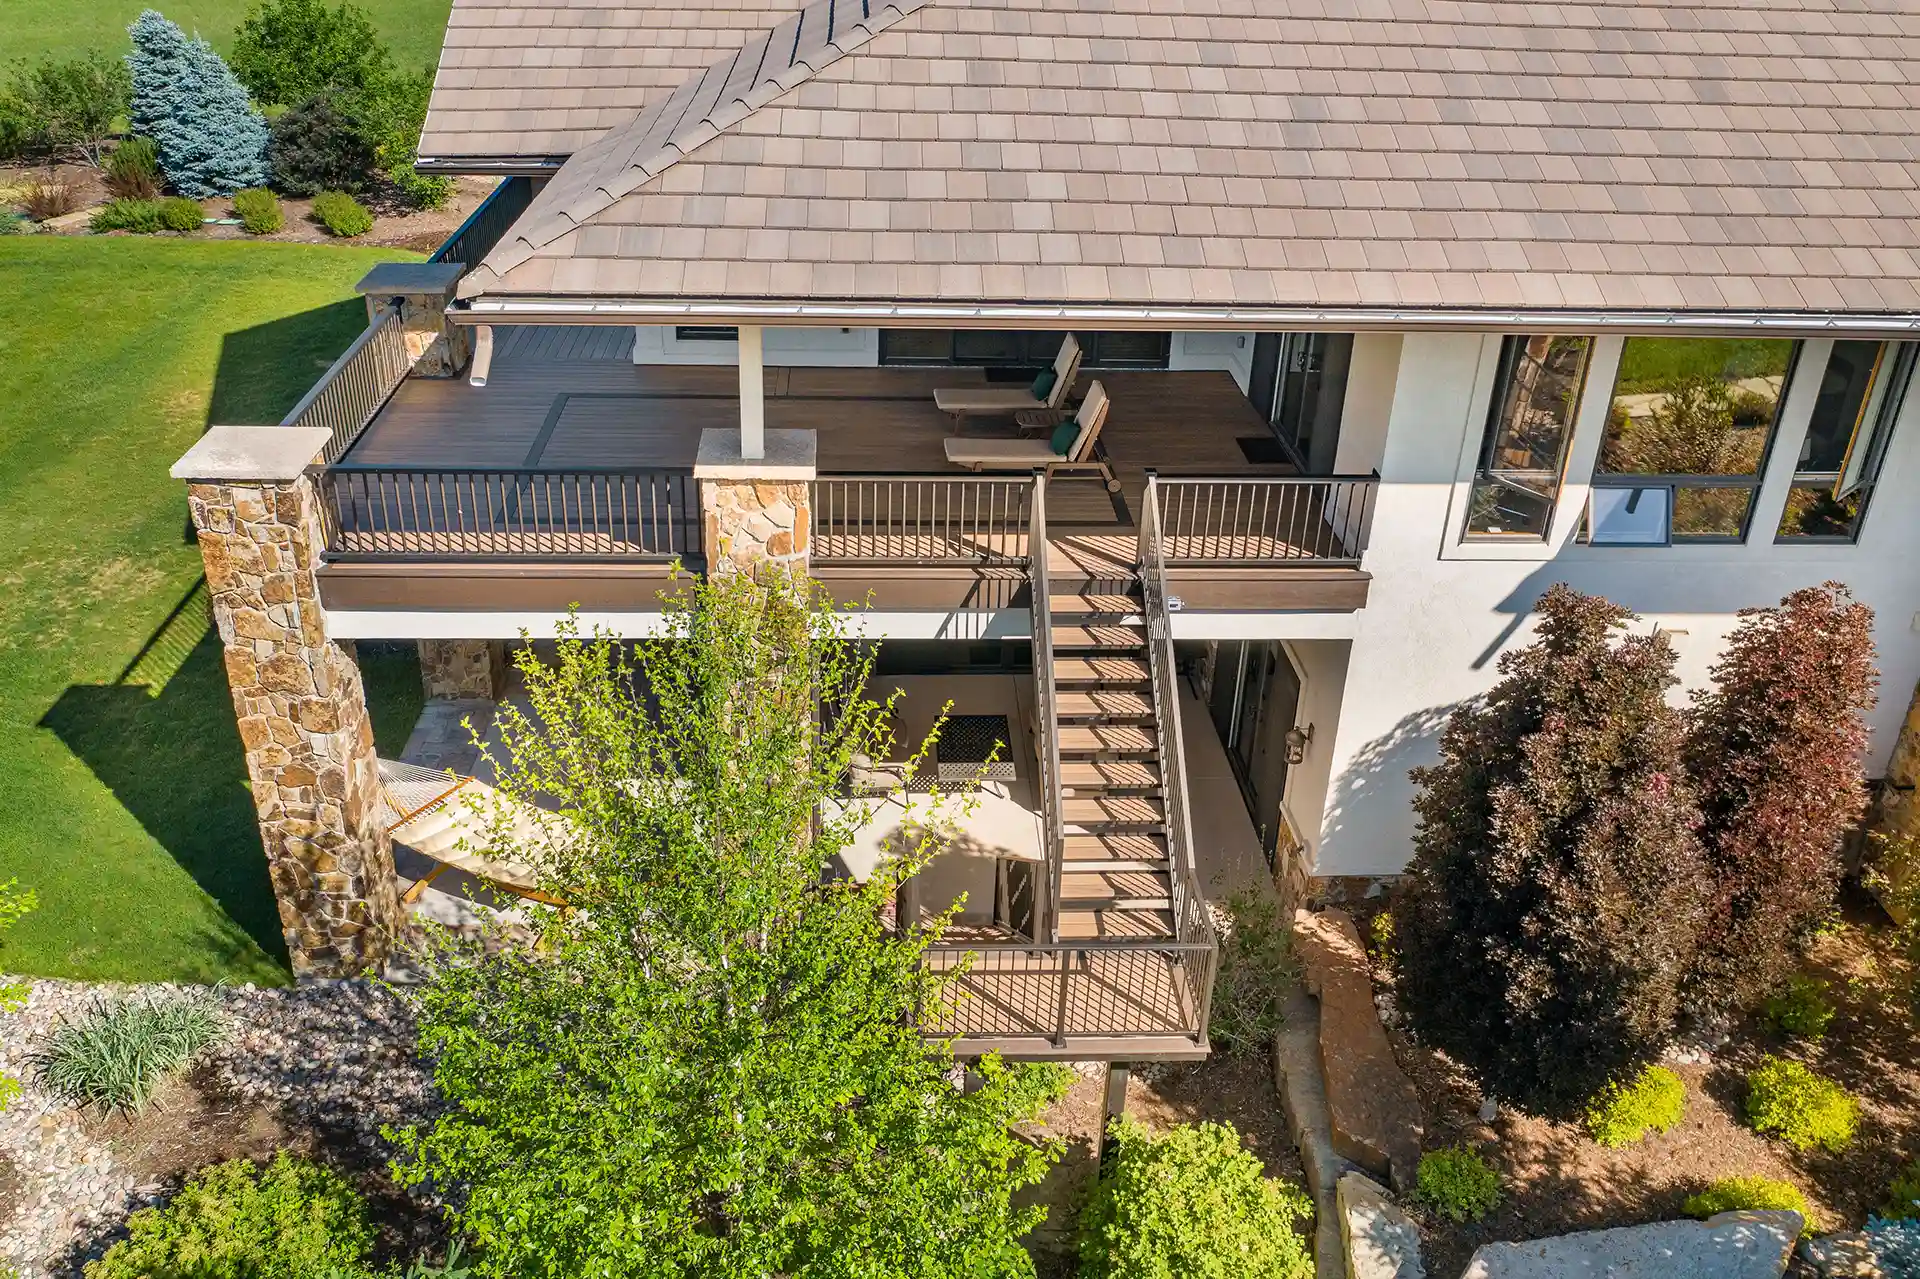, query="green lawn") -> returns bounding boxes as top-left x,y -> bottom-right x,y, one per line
0,237 -> 424,984
1,0 -> 454,78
